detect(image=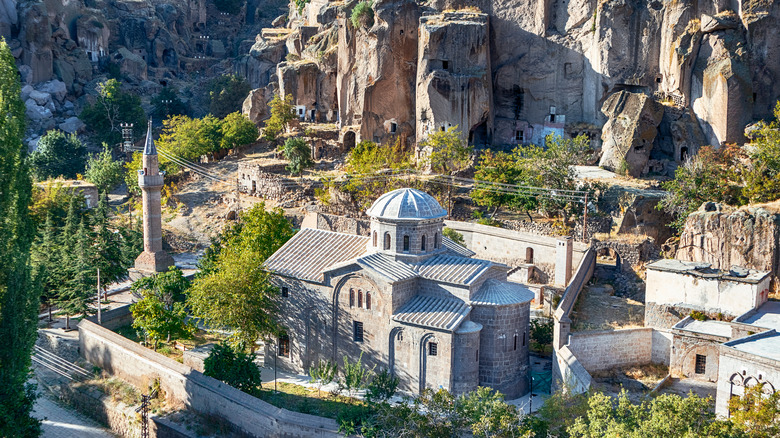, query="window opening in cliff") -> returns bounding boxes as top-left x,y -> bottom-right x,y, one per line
680,147 -> 689,161
655,76 -> 662,84
390,122 -> 397,134
251,181 -> 256,193
442,60 -> 449,70
400,29 -> 404,35
470,122 -> 488,146
515,130 -> 524,143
